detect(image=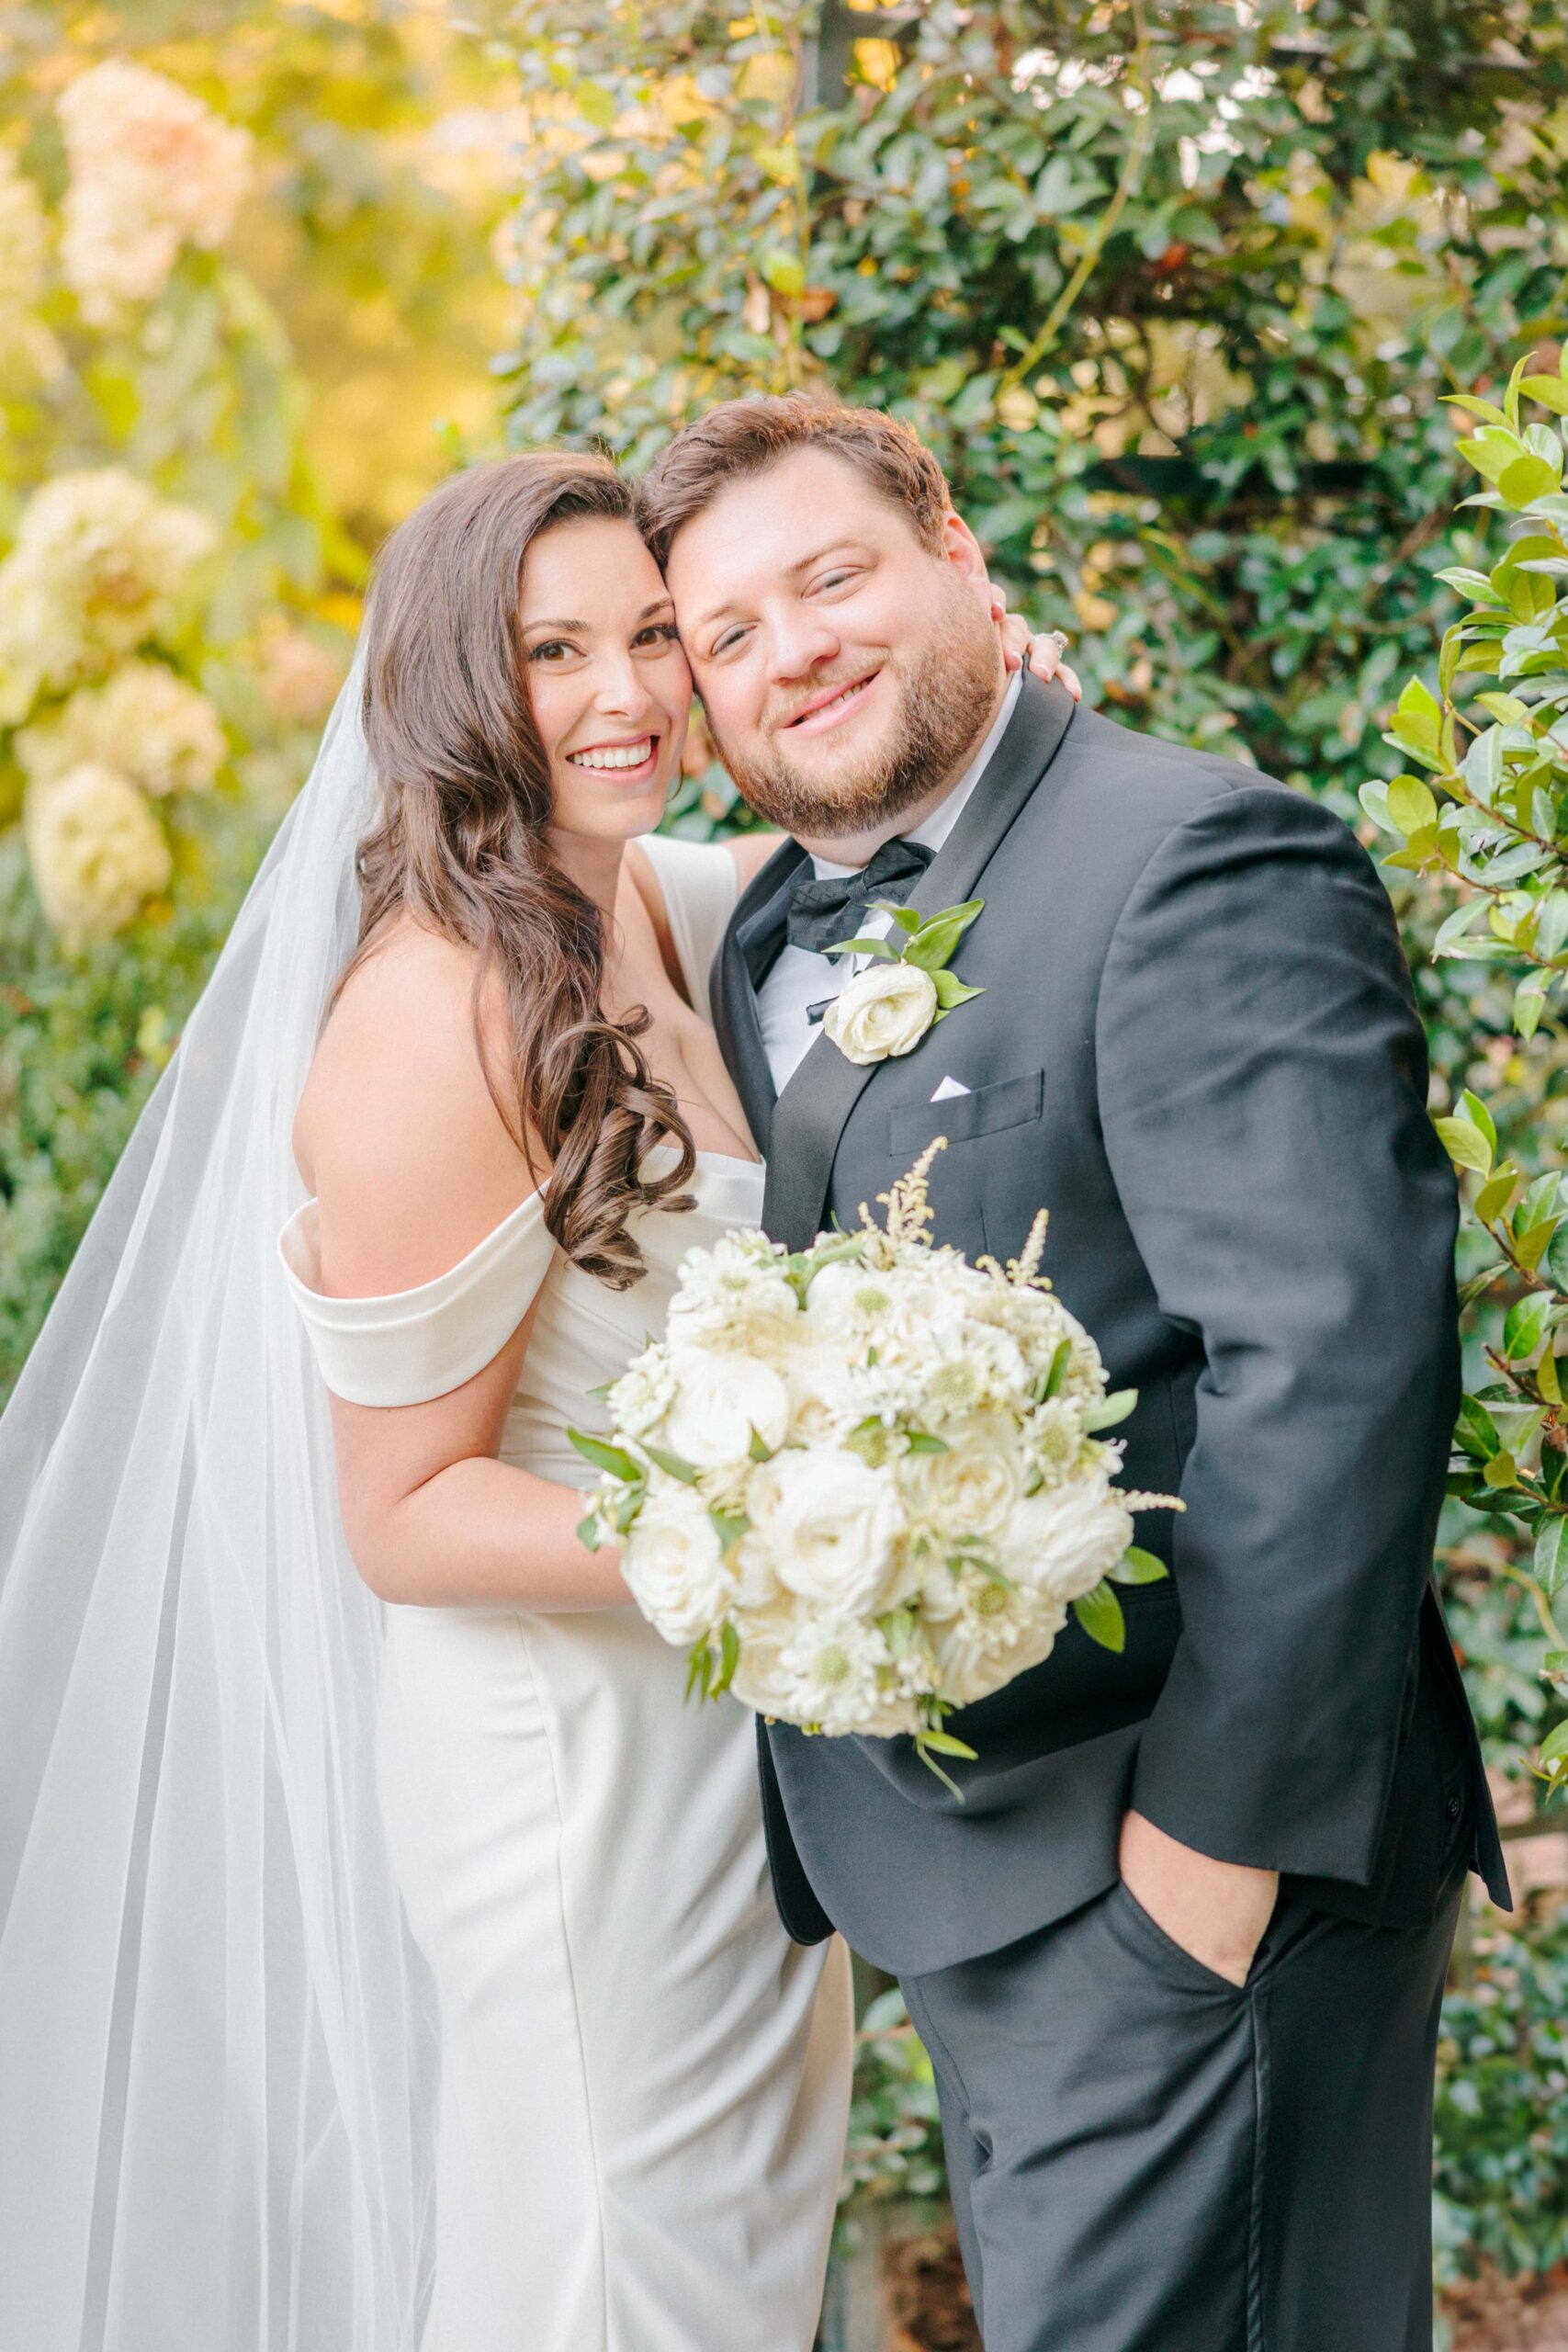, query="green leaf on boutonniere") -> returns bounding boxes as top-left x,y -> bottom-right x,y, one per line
904,900 -> 985,972
867,900 -> 925,936
931,967 -> 985,1016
